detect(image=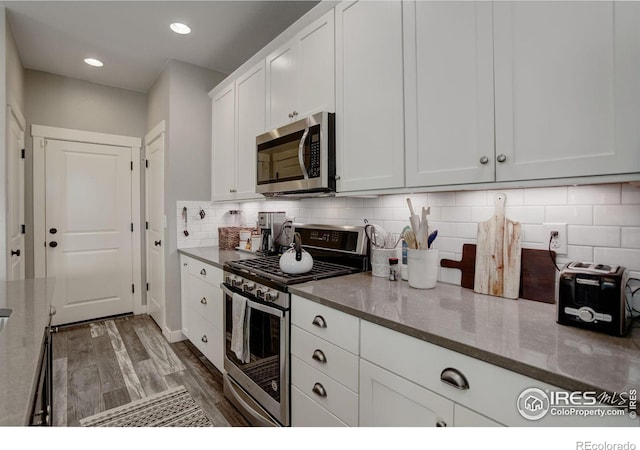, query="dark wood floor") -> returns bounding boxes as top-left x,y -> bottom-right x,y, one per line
52,314 -> 249,427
